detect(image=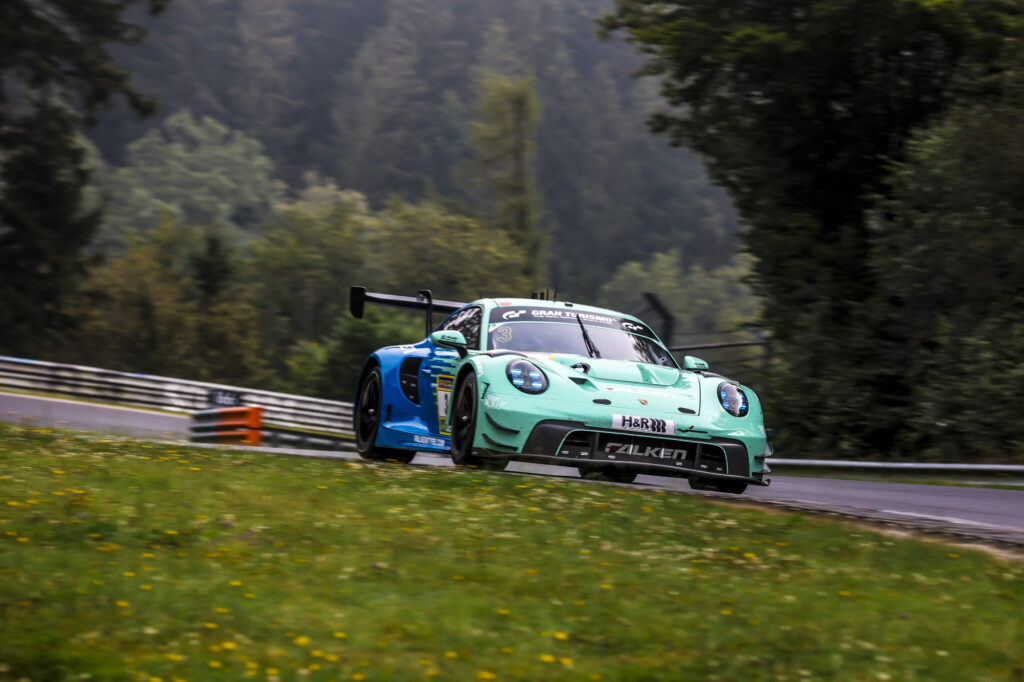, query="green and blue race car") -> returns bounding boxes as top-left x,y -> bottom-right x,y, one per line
350,287 -> 771,493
